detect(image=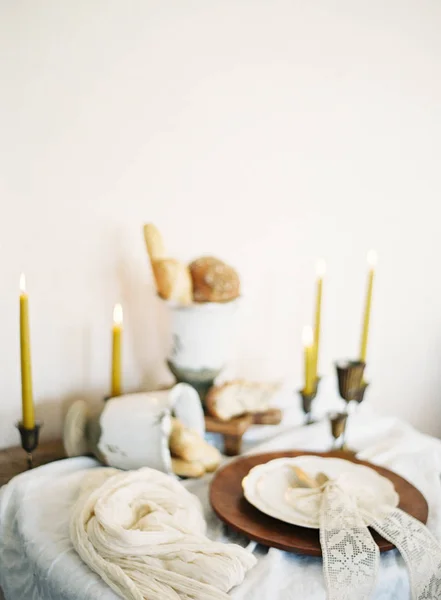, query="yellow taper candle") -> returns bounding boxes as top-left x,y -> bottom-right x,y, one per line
302,325 -> 315,395
19,274 -> 35,429
313,259 -> 326,380
360,250 -> 377,362
111,303 -> 123,397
